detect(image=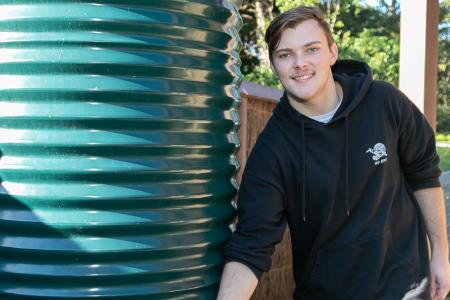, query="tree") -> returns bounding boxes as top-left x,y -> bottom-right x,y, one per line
239,0 -> 274,74
437,0 -> 449,133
